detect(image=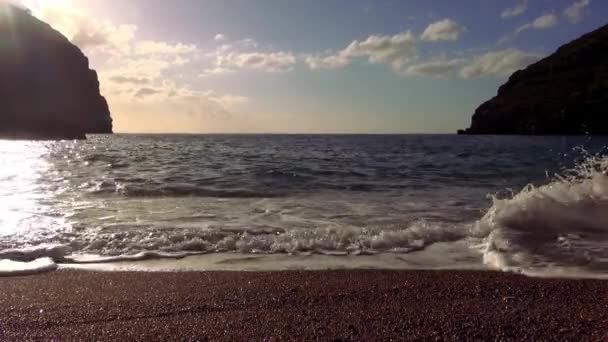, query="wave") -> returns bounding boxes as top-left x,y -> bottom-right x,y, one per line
0,220 -> 470,269
80,220 -> 467,256
2,154 -> 607,278
473,154 -> 608,277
